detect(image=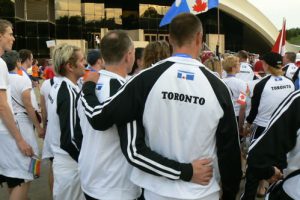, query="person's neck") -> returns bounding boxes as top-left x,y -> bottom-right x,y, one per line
227,72 -> 236,76
172,46 -> 198,59
21,64 -> 29,70
91,65 -> 101,72
0,49 -> 3,57
105,64 -> 127,78
65,74 -> 79,85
